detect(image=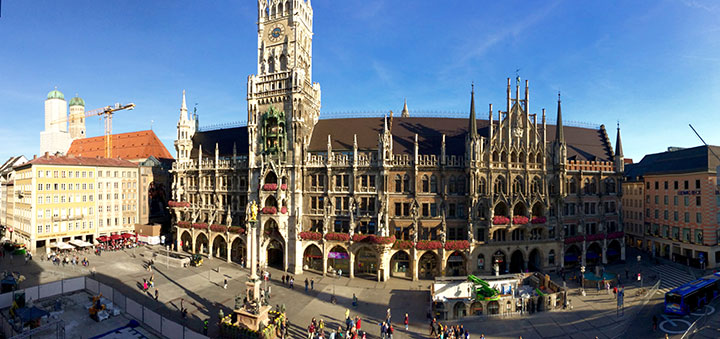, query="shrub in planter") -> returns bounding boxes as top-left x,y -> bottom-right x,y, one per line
210,224 -> 227,233
280,206 -> 288,214
444,240 -> 470,251
393,240 -> 414,250
531,216 -> 547,224
262,206 -> 277,214
177,221 -> 191,228
280,183 -> 287,190
192,223 -> 208,230
228,226 -> 245,234
262,183 -> 278,191
512,216 -> 529,225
